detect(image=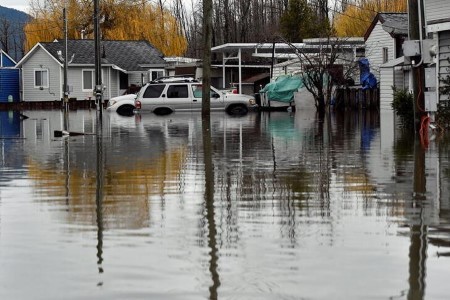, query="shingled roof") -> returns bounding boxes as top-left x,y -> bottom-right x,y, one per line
364,13 -> 408,41
41,39 -> 166,71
